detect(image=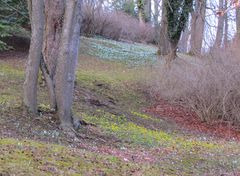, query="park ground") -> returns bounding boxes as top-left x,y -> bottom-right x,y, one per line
1,37 -> 240,175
